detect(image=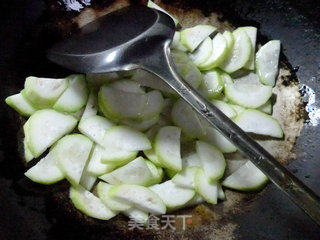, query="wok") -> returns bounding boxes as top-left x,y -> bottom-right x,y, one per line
0,0 -> 320,239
